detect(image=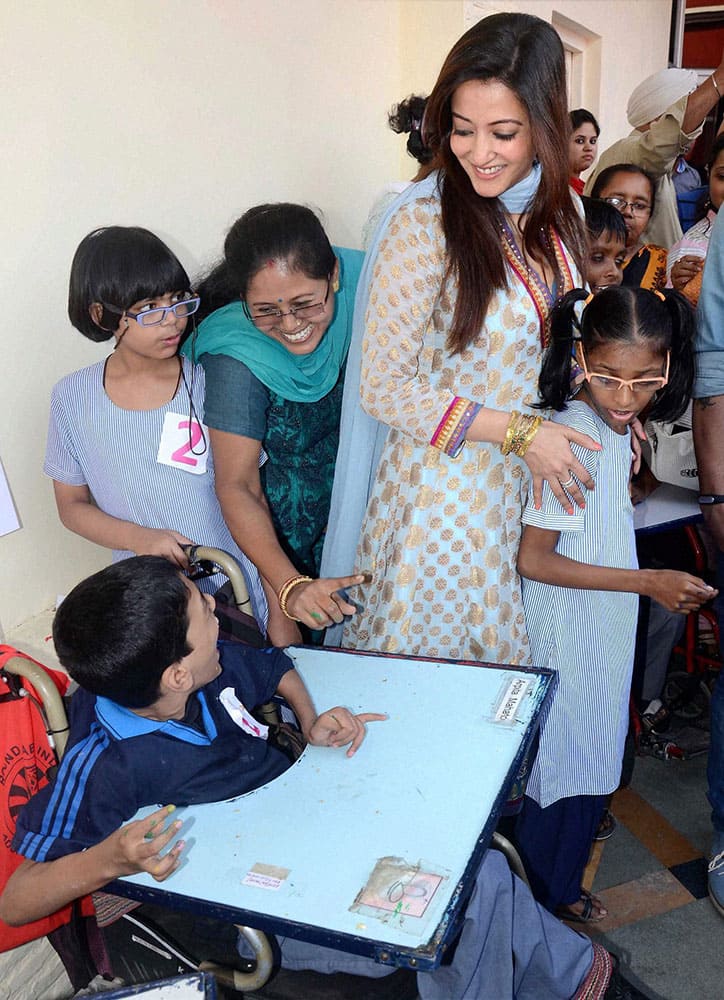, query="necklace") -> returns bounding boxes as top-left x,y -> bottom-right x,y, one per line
499,219 -> 573,347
